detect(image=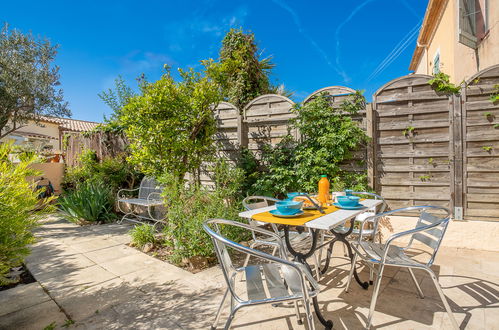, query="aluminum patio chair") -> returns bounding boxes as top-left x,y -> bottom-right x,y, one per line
242,196 -> 315,271
345,205 -> 458,329
333,191 -> 387,242
203,219 -> 320,330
